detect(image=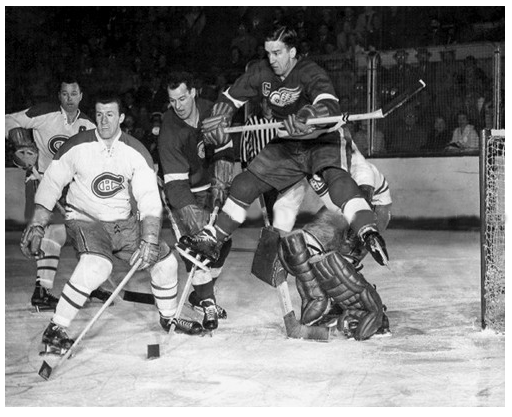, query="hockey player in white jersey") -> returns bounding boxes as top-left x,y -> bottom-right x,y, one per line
20,92 -> 202,355
6,76 -> 111,311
